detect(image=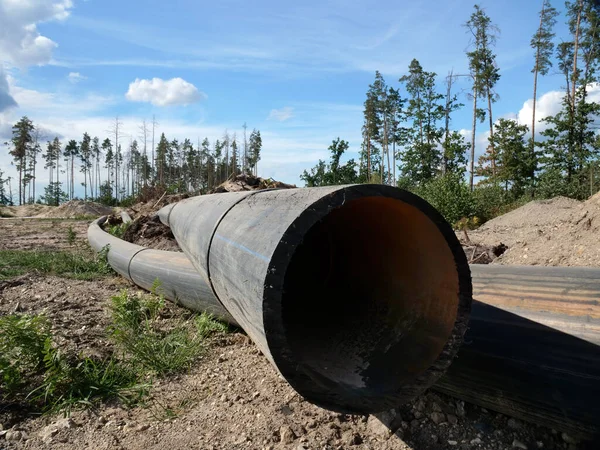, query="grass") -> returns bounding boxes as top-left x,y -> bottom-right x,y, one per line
0,282 -> 229,416
0,247 -> 113,280
29,343 -> 148,415
108,290 -> 221,376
